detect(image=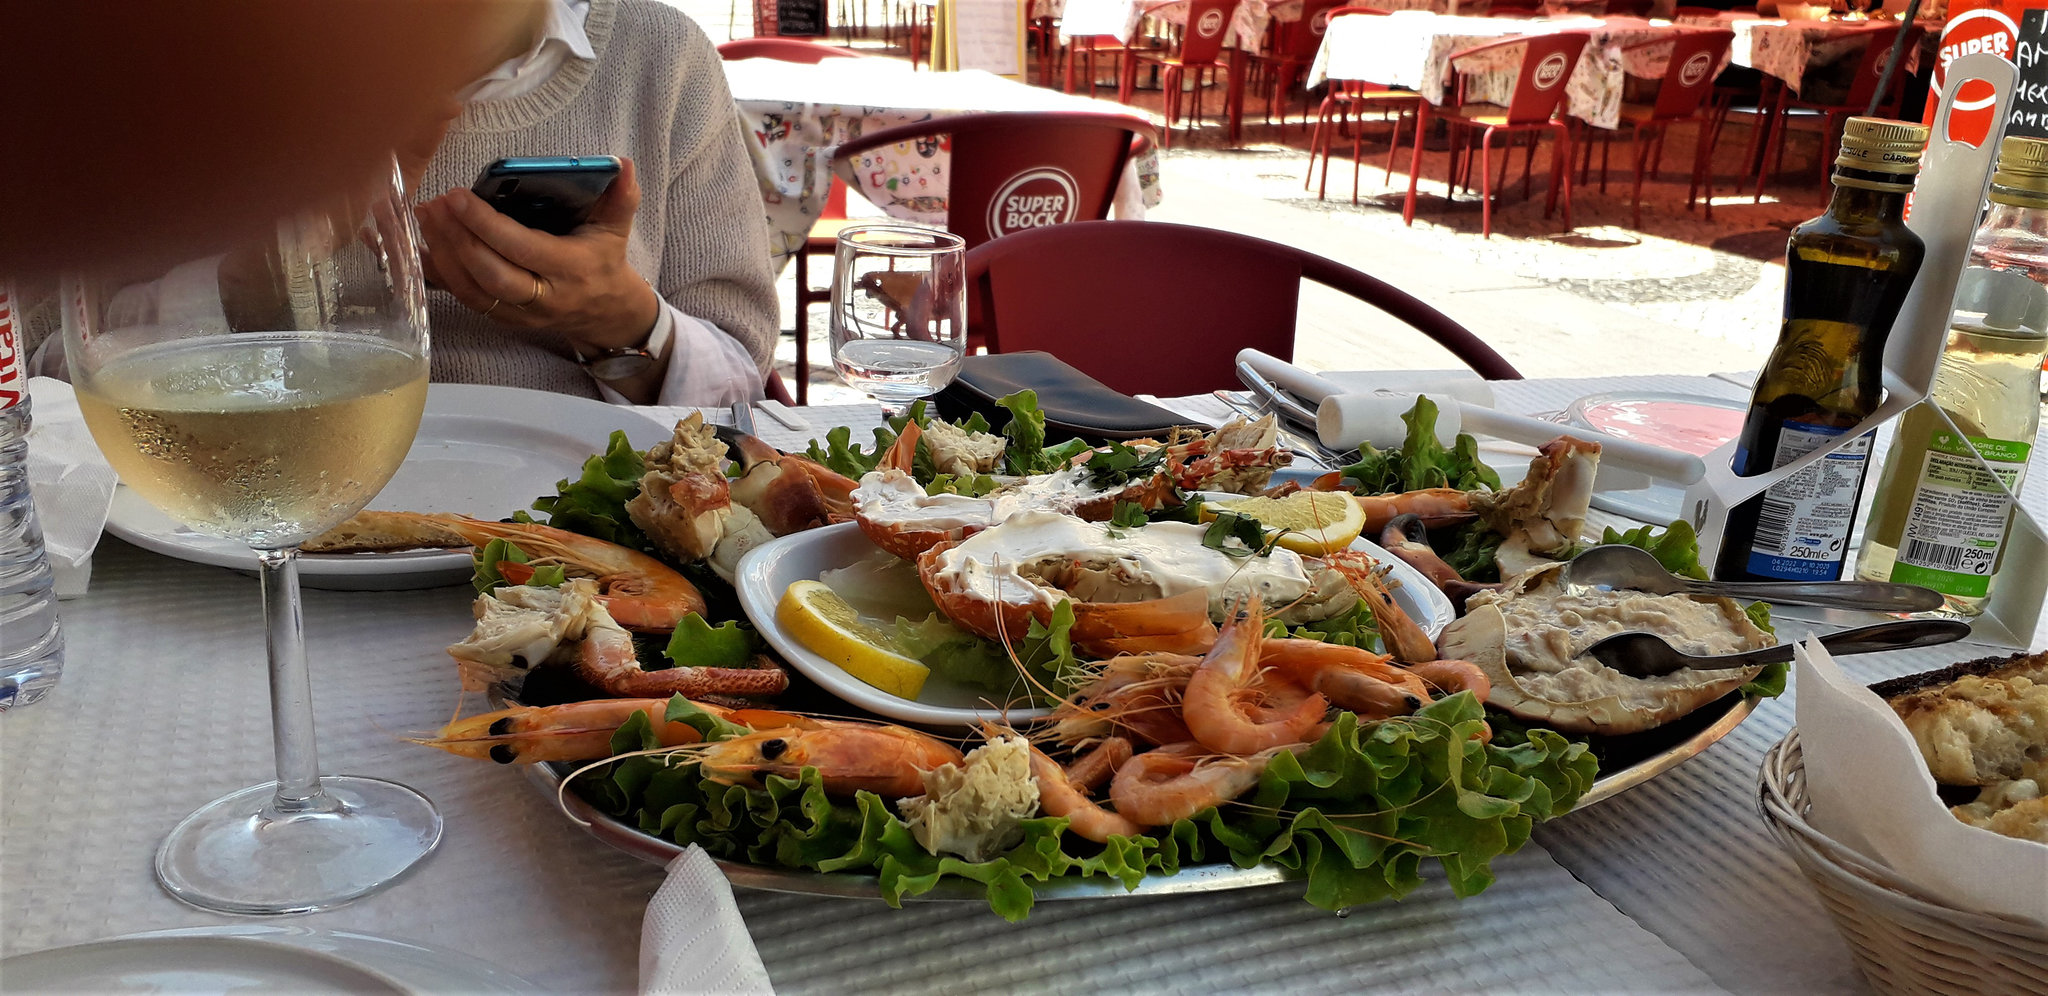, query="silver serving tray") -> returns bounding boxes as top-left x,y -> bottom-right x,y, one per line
519,694 -> 1760,902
